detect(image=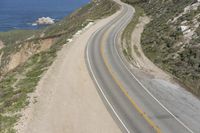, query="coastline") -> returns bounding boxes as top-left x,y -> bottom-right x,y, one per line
0,0 -> 90,32
0,0 -> 120,132
15,12 -> 122,132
